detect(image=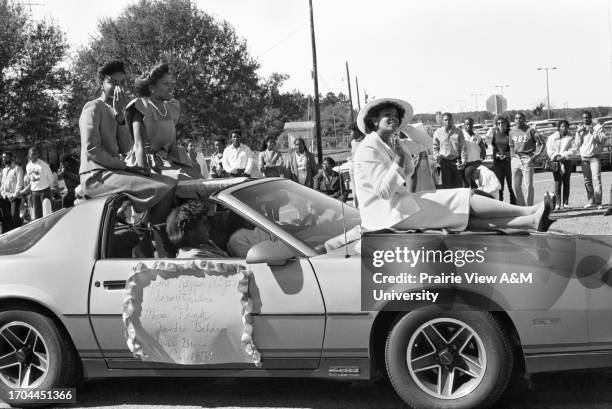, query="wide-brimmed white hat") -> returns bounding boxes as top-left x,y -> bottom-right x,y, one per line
356,98 -> 414,134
